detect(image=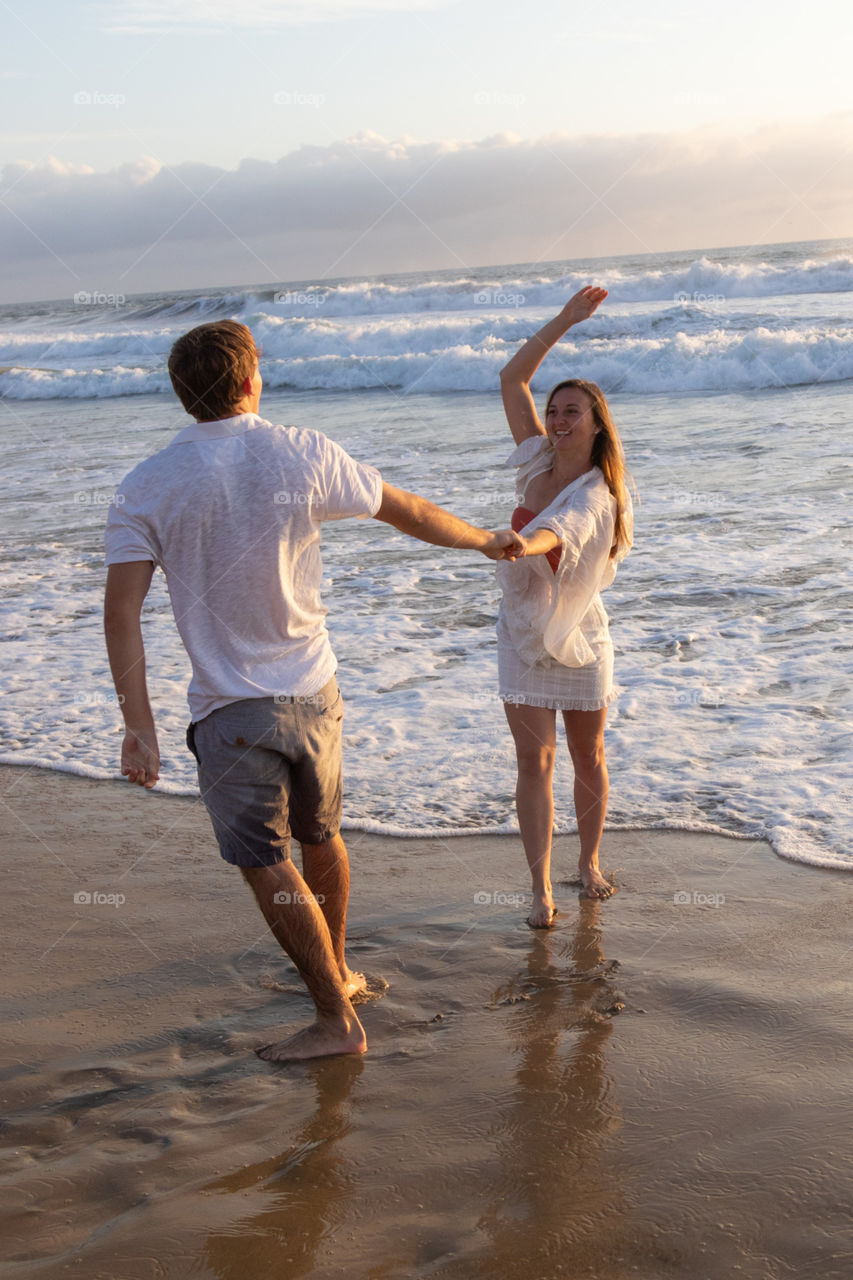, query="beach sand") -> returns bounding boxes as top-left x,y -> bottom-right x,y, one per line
1,763 -> 850,1279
